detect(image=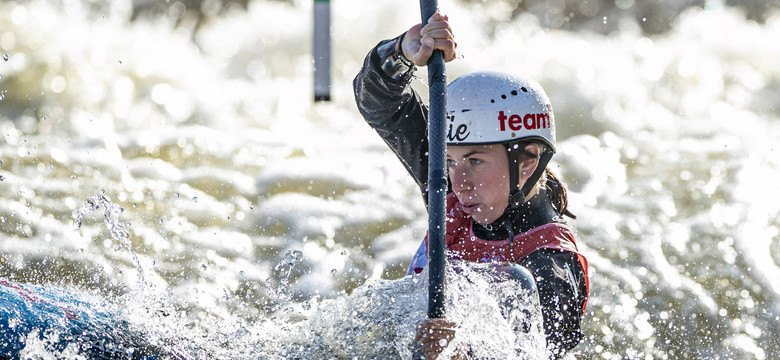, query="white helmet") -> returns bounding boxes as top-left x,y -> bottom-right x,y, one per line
446,71 -> 556,151
446,71 -> 557,207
